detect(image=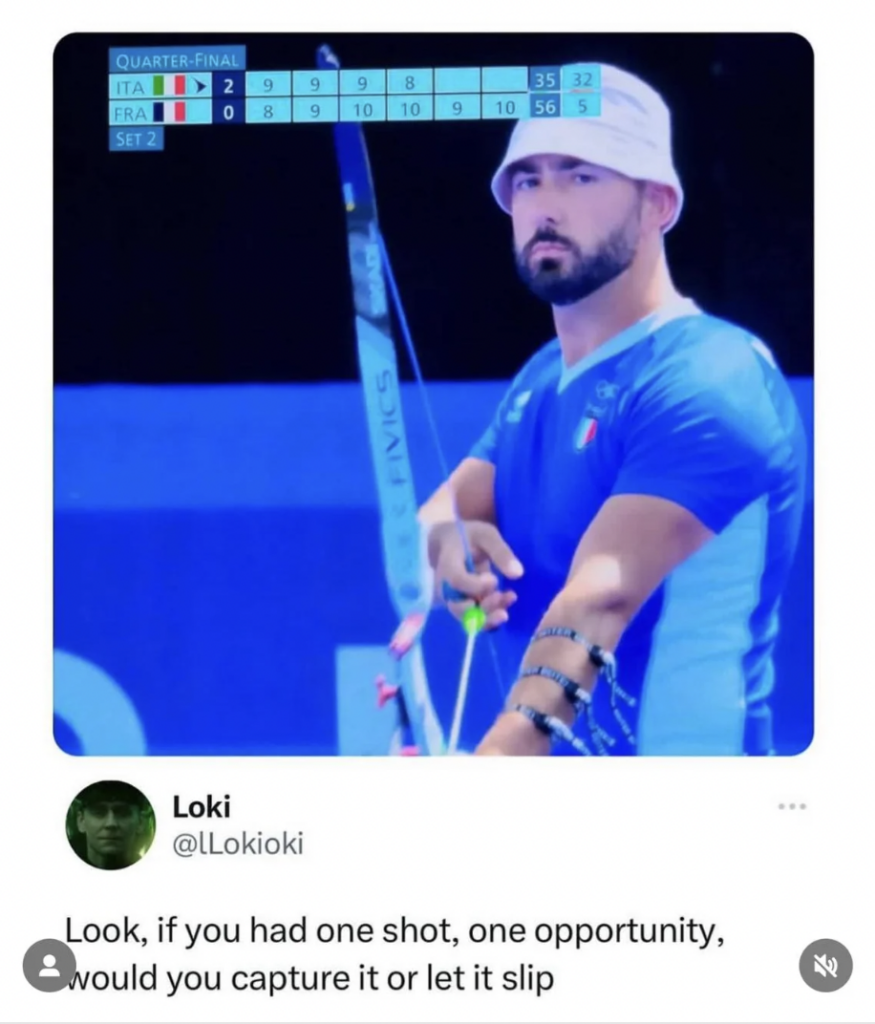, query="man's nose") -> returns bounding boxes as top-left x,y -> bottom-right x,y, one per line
532,181 -> 565,227
534,198 -> 563,232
